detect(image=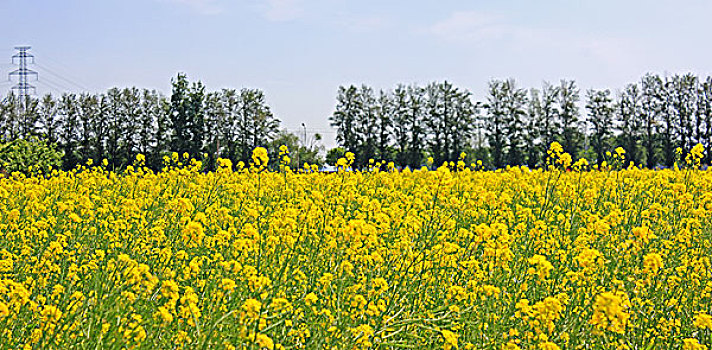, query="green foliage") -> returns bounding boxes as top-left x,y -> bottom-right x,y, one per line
269,130 -> 325,167
558,79 -> 581,157
330,86 -> 360,155
7,72 -> 712,173
332,82 -> 475,169
326,147 -> 345,166
0,75 -> 284,173
423,81 -> 477,166
616,84 -> 642,166
586,89 -> 615,166
0,137 -> 63,176
484,79 -> 527,168
170,73 -> 205,158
